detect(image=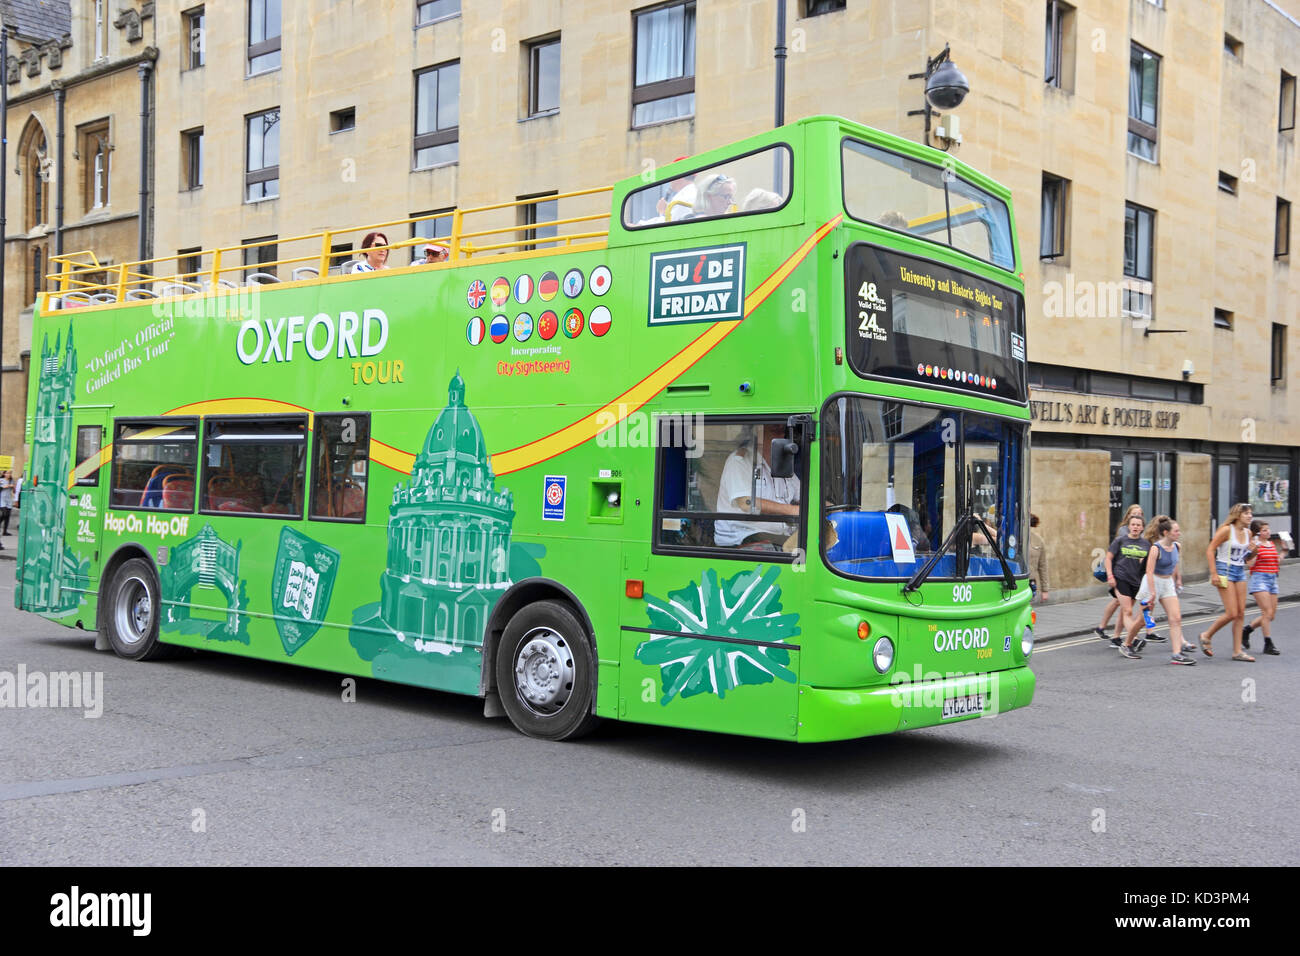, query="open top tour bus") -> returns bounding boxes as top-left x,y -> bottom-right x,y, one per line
17,115 -> 1035,741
